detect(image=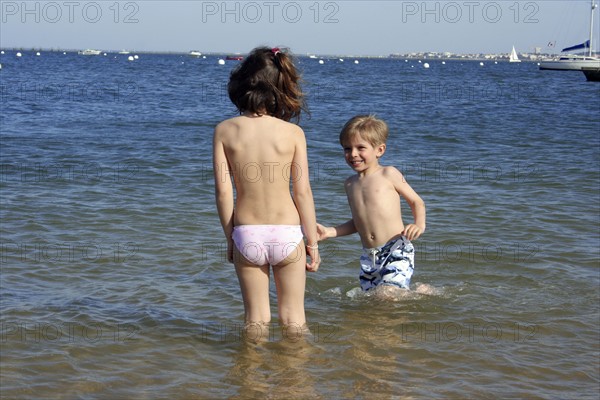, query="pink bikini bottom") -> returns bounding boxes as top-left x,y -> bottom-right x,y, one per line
232,225 -> 303,266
